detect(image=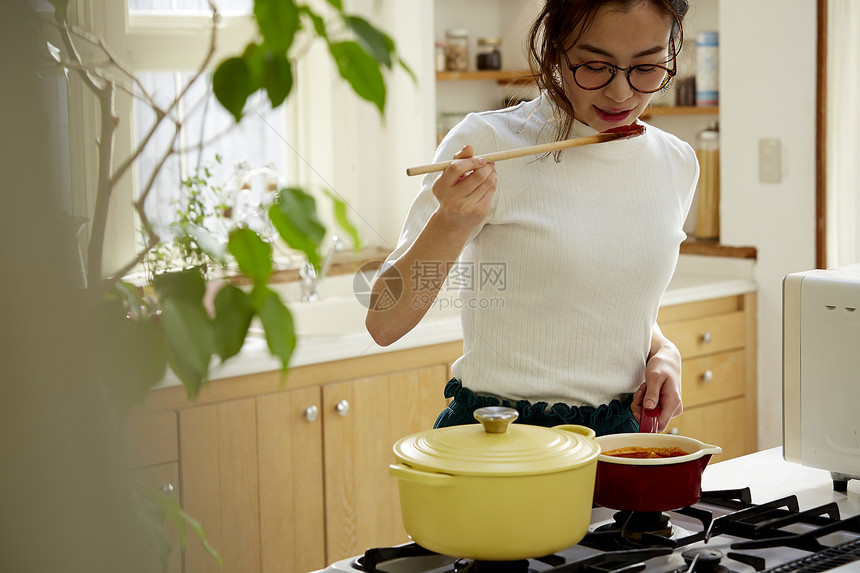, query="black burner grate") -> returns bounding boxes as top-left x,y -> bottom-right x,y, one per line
760,538 -> 860,572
